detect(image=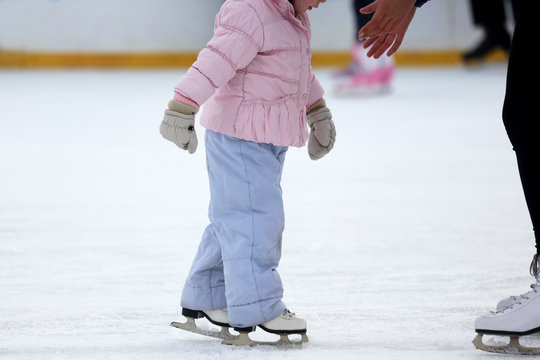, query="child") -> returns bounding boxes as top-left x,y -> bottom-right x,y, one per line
160,0 -> 335,345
